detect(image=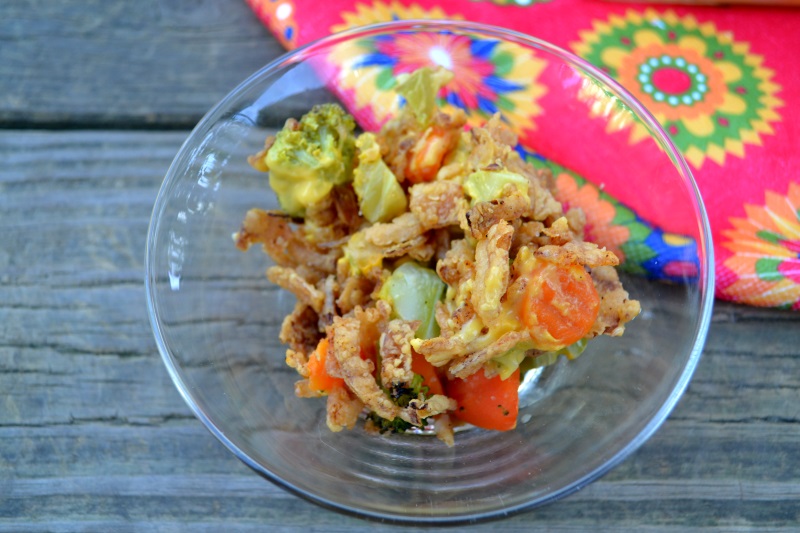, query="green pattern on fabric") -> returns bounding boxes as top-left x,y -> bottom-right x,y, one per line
621,242 -> 658,264
570,10 -> 781,169
376,68 -> 397,90
493,51 -> 514,76
525,154 -> 698,282
627,221 -> 652,242
578,23 -> 768,154
612,205 -> 637,225
755,230 -> 783,245
755,258 -> 785,281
